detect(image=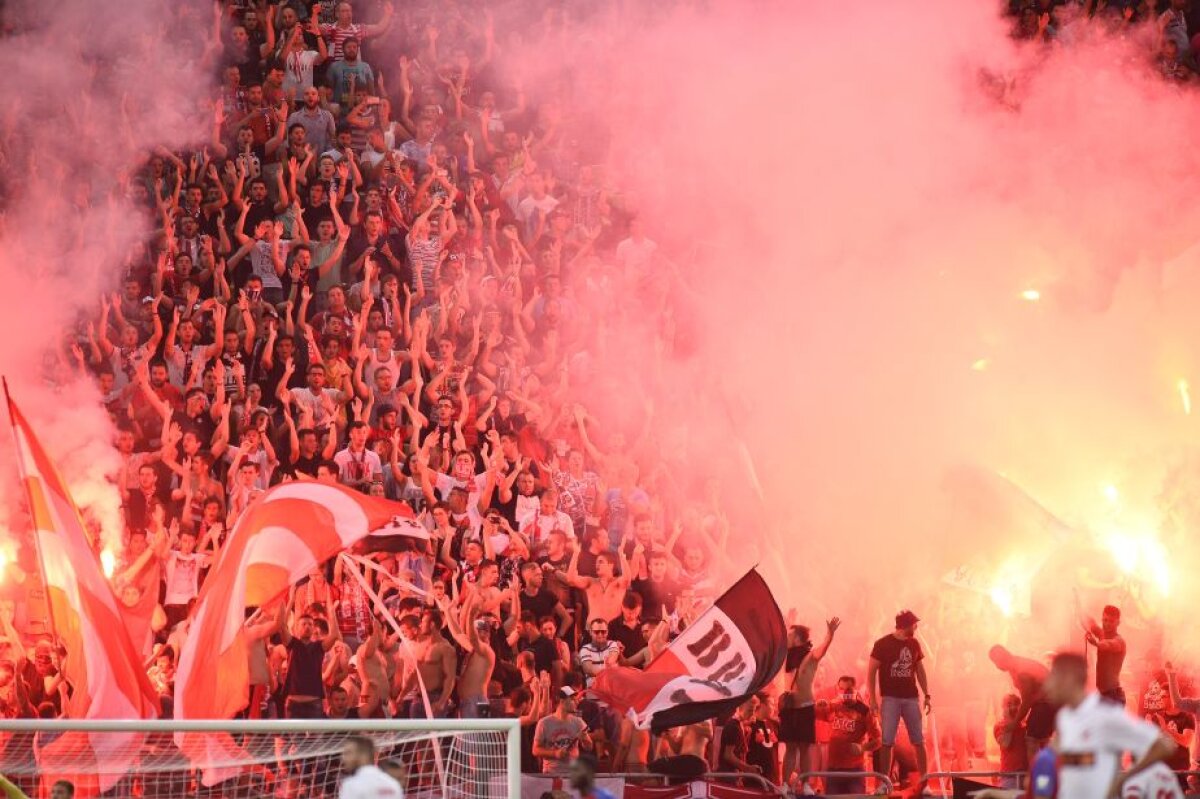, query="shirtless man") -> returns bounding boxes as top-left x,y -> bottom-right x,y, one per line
450,609 -> 496,719
355,617 -> 392,718
466,560 -> 505,616
615,717 -> 652,773
1080,602 -> 1127,707
989,644 -> 1056,759
397,608 -> 457,718
780,617 -> 840,791
651,720 -> 714,779
563,547 -> 631,626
